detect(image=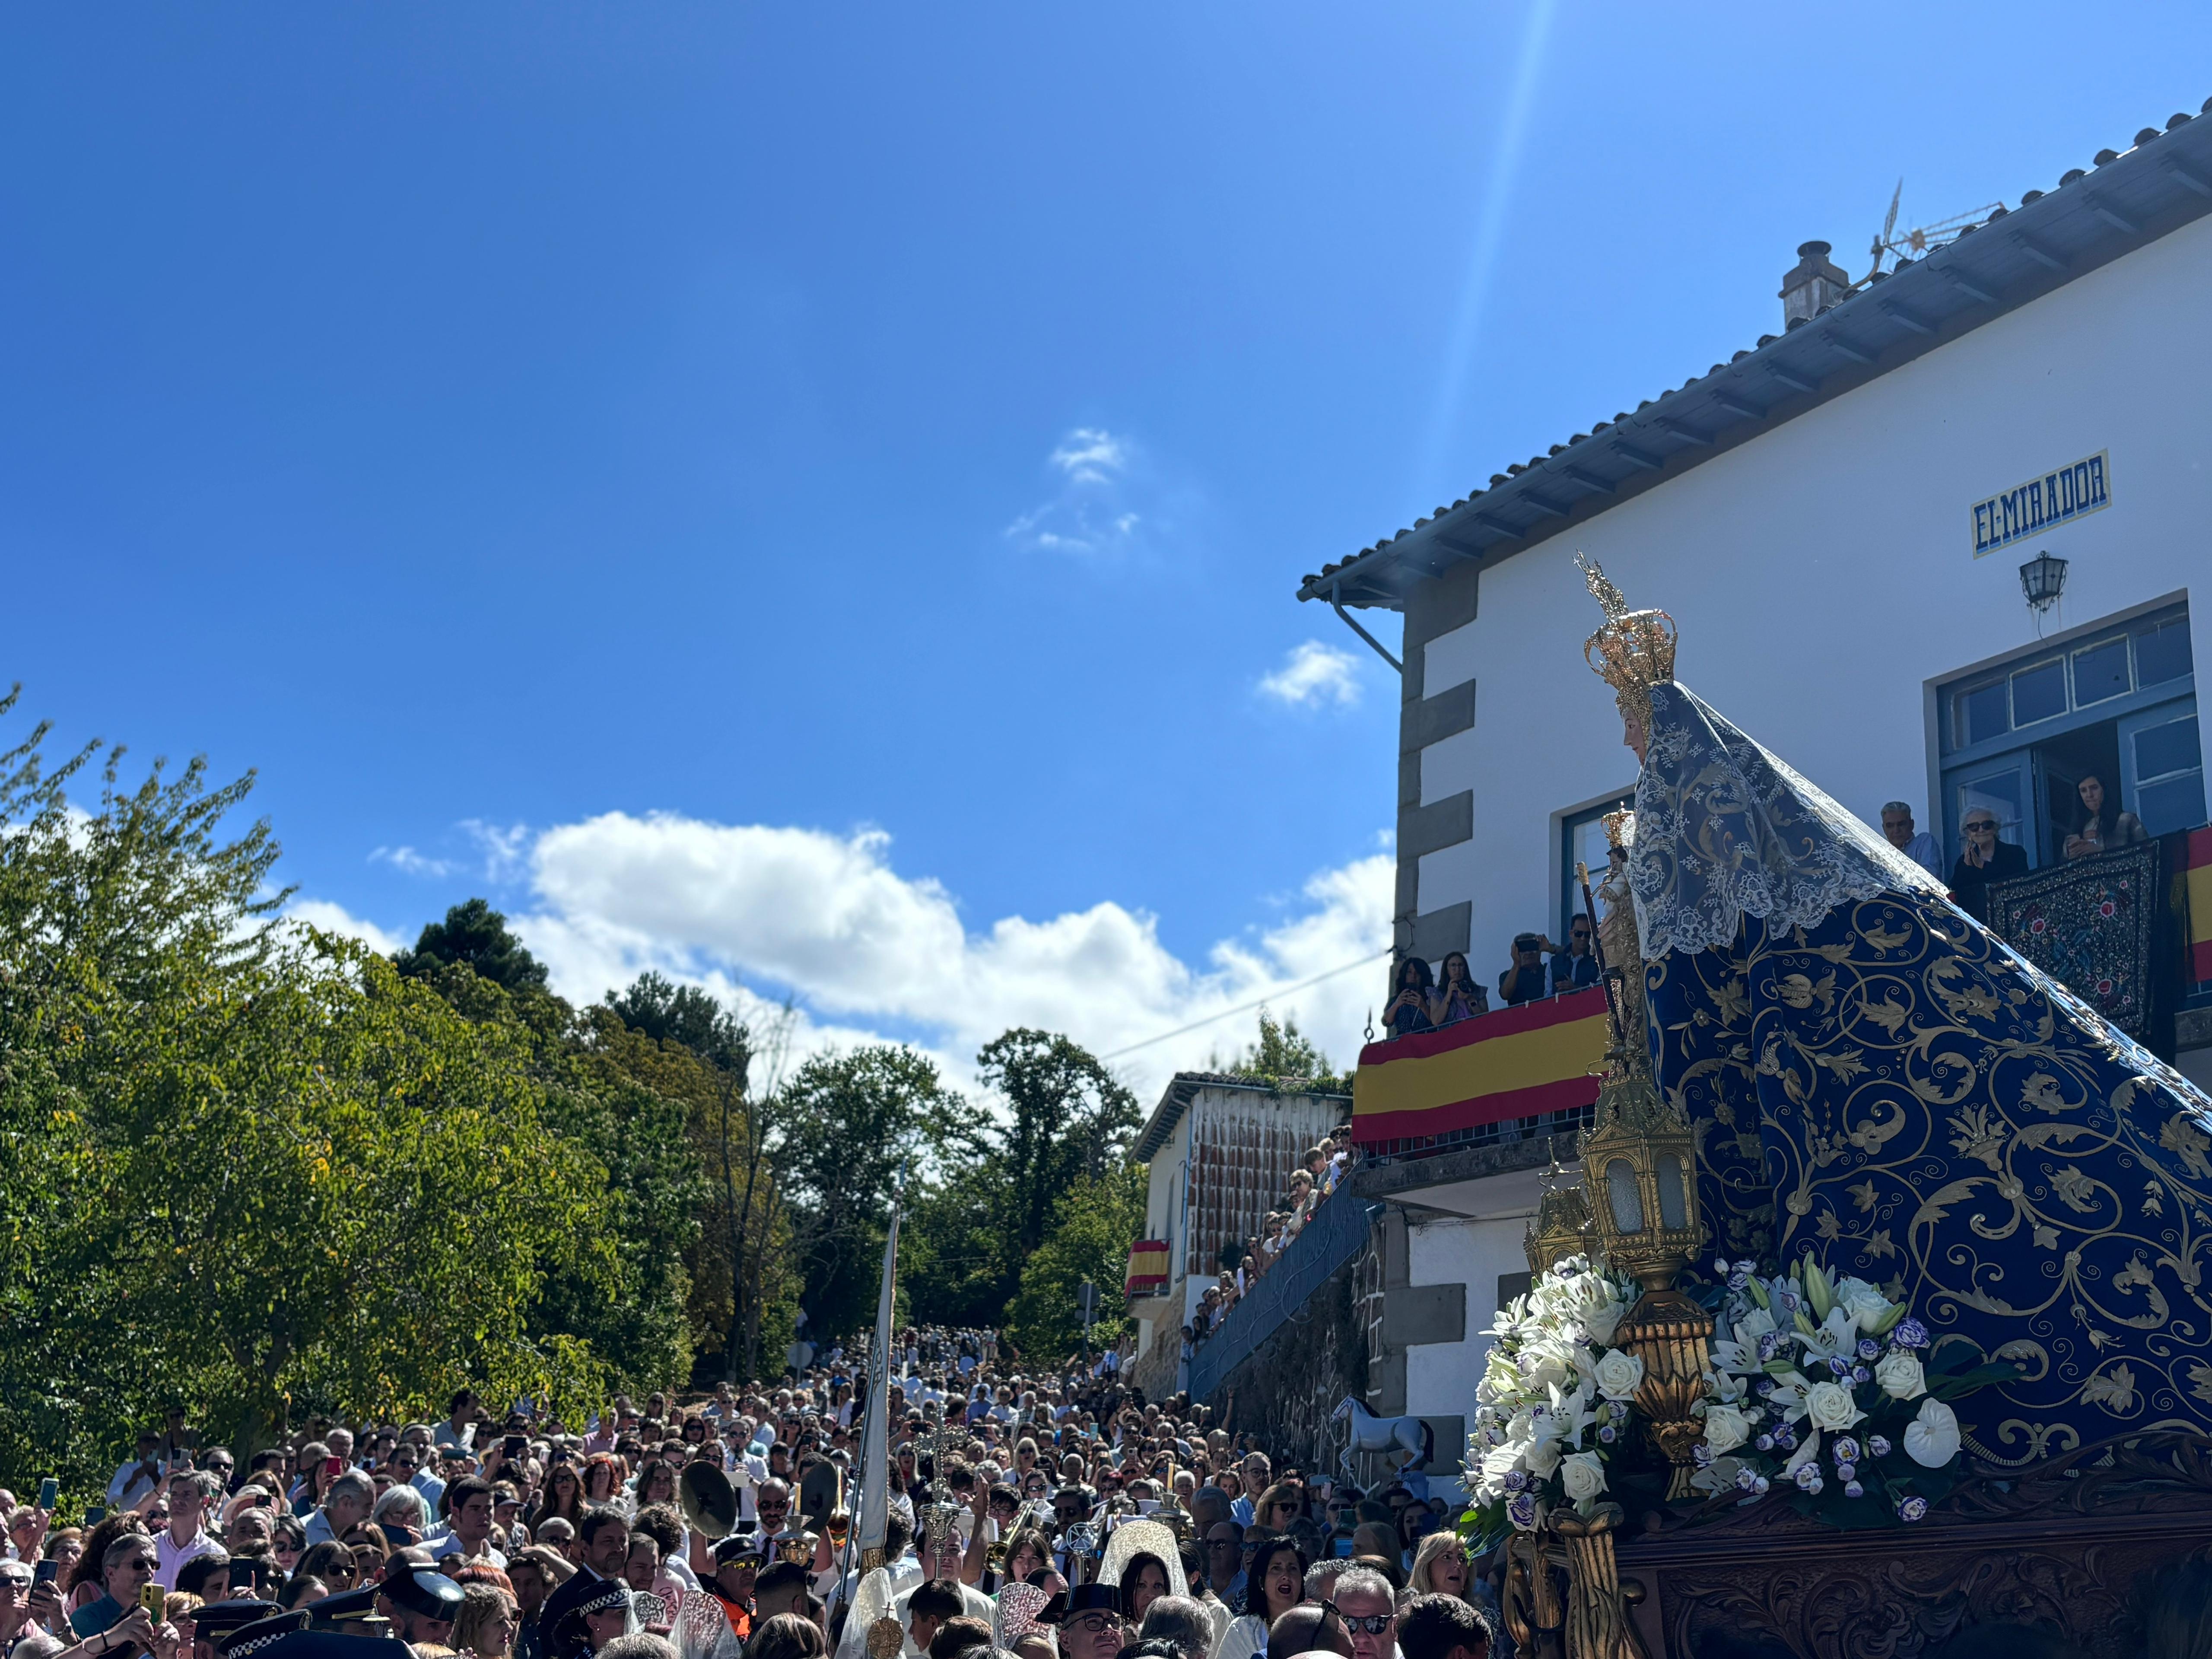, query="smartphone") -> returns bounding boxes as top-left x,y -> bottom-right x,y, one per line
140,1582 -> 168,1617
323,1456 -> 345,1478
83,1505 -> 106,1529
503,1436 -> 526,1459
34,1560 -> 57,1587
39,1478 -> 58,1510
1331,1533 -> 1354,1559
228,1560 -> 260,1592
